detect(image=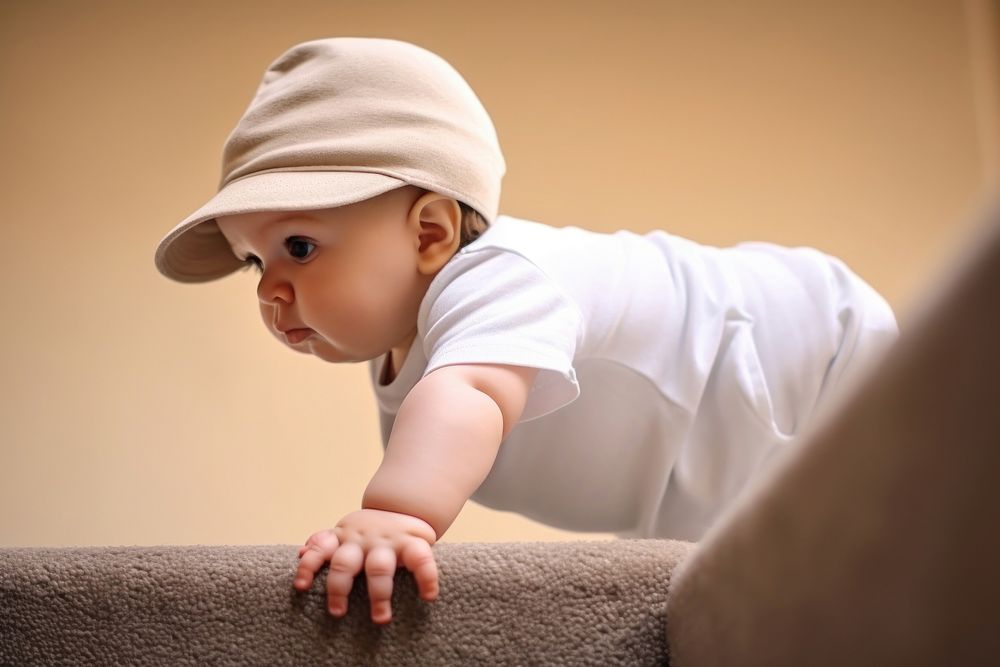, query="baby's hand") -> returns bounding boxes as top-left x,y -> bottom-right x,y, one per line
294,508 -> 439,624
